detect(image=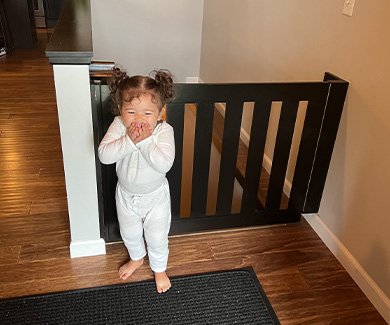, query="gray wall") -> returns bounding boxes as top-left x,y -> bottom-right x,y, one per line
91,0 -> 204,82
